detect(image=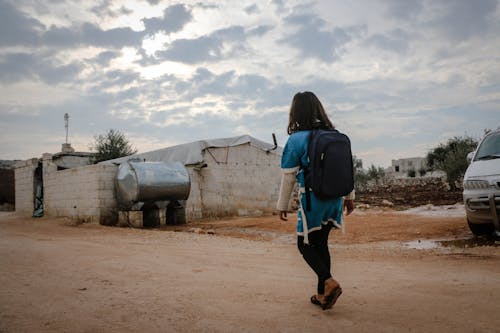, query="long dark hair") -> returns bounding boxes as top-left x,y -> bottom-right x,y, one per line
287,91 -> 334,134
